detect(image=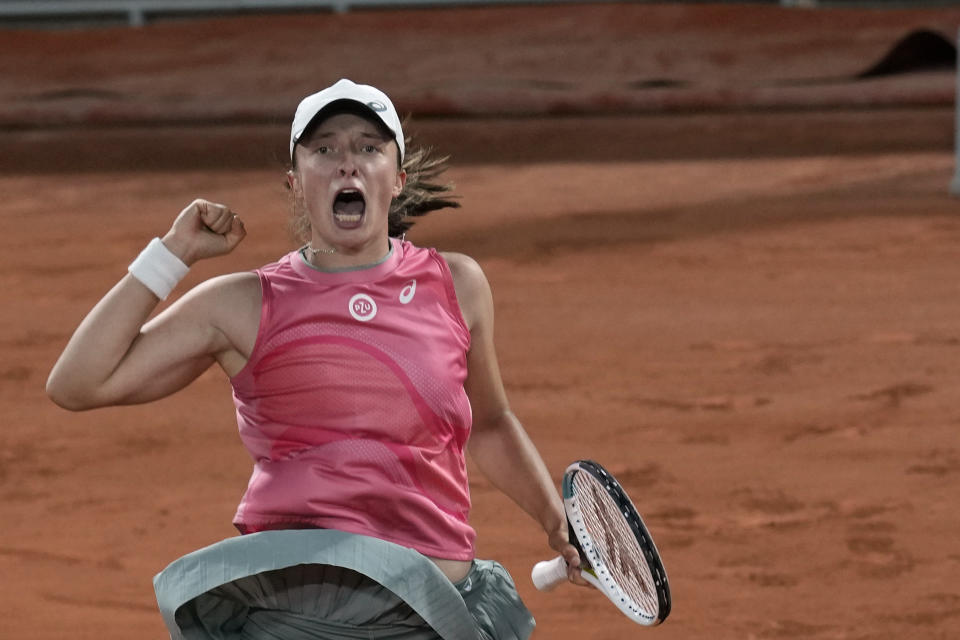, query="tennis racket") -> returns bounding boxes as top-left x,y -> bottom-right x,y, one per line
531,460 -> 671,626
